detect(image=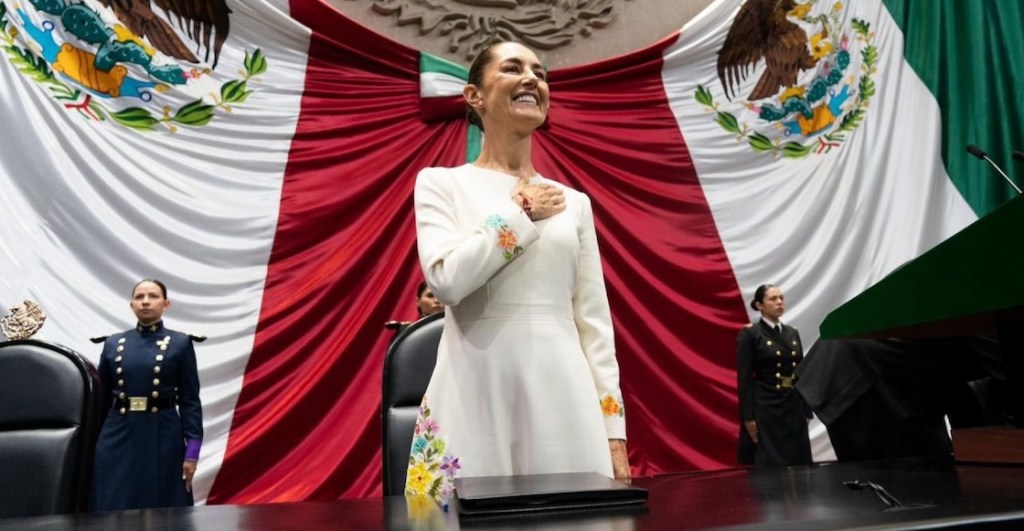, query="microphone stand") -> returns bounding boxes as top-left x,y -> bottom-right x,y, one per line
983,154 -> 1022,194
967,145 -> 1022,194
